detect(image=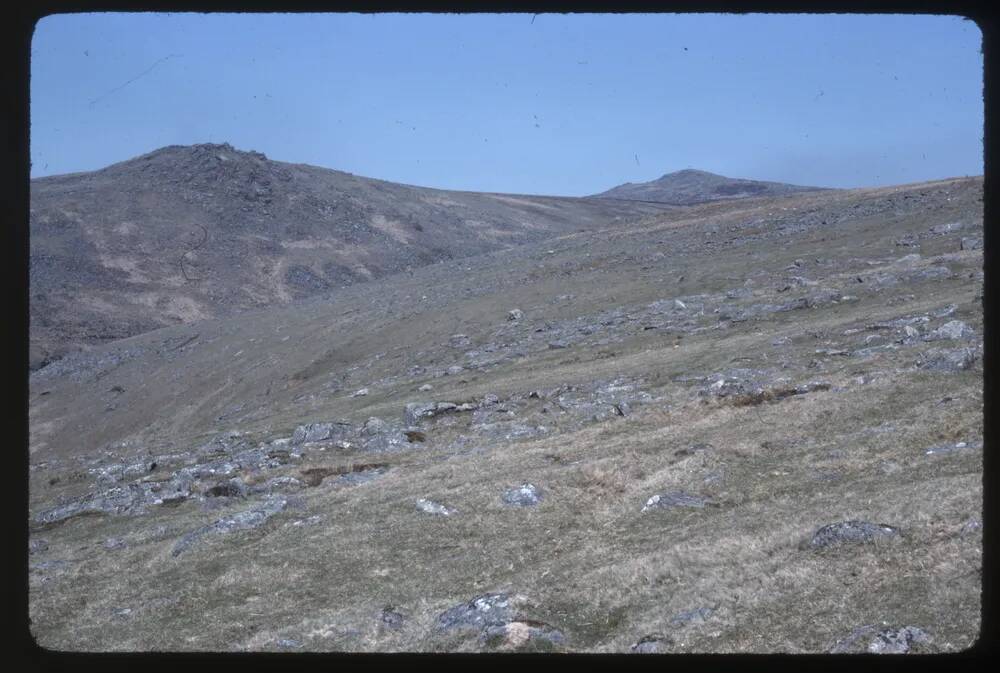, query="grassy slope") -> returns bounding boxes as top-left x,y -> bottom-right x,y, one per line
28,177 -> 983,652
